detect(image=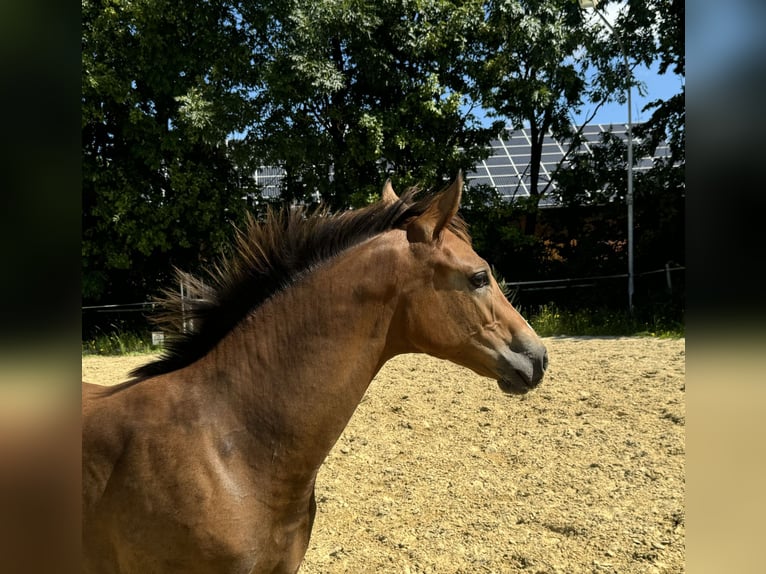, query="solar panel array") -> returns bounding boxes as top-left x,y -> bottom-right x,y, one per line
466,123 -> 672,207
250,124 -> 672,204
250,166 -> 286,199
